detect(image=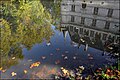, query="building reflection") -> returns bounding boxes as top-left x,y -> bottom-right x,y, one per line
60,0 -> 119,54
